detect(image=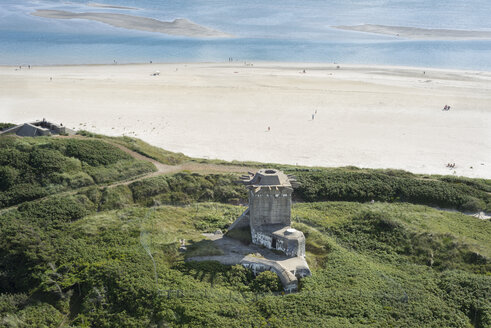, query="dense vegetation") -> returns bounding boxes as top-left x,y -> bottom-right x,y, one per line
1,134 -> 490,327
128,173 -> 246,206
0,123 -> 16,131
77,130 -> 189,165
294,168 -> 491,212
0,136 -> 155,208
